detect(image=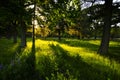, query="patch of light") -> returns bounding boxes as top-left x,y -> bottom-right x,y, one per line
117,23 -> 120,27
94,1 -> 104,4
29,5 -> 34,9
81,2 -> 92,9
35,25 -> 38,29
113,0 -> 120,3
54,0 -> 57,3
111,25 -> 115,27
